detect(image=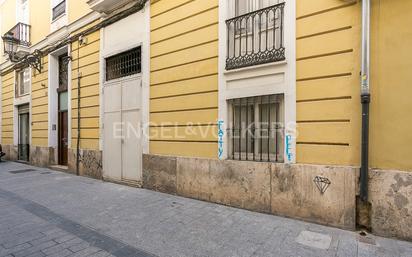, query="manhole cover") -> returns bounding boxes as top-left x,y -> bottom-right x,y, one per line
9,169 -> 36,174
